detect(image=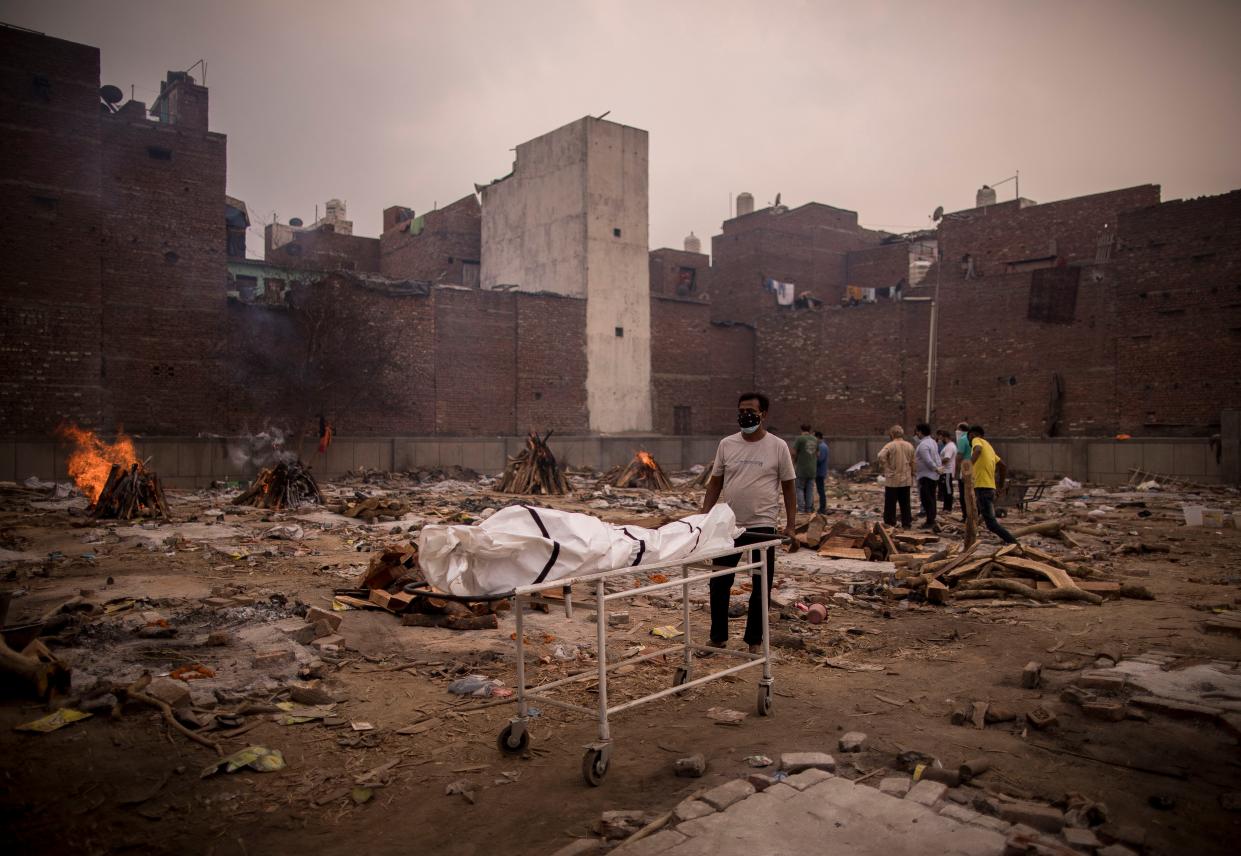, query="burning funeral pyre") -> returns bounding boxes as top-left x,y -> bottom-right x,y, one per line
612,450 -> 672,490
233,460 -> 324,510
57,424 -> 170,520
498,431 -> 569,495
